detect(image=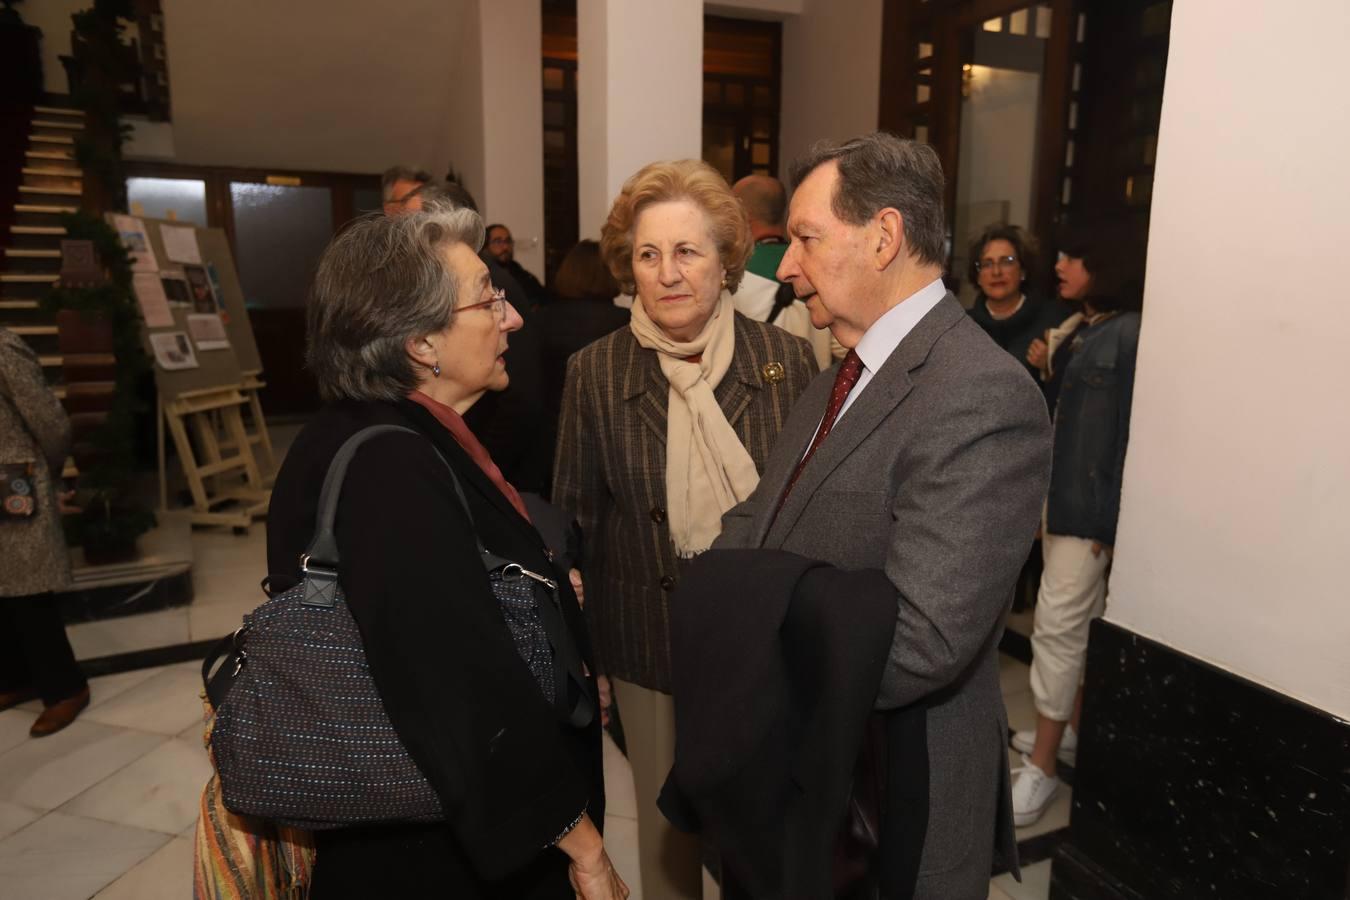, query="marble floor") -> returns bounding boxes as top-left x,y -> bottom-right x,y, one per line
2,519 -> 1064,899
